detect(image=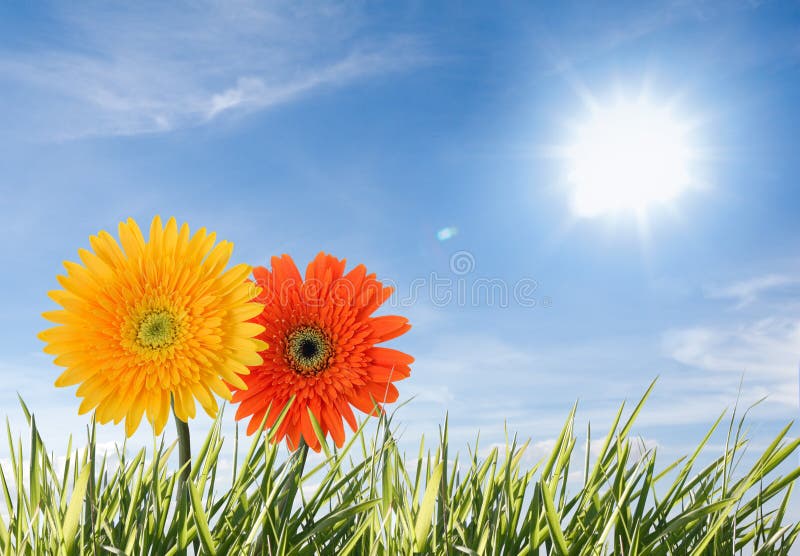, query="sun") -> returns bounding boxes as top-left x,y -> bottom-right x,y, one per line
565,99 -> 696,218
